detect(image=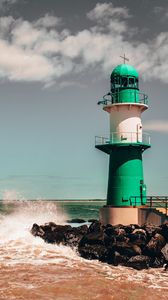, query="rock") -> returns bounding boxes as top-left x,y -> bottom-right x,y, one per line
161,243 -> 168,260
31,222 -> 88,247
79,221 -> 104,247
130,224 -> 141,230
66,218 -> 86,223
124,225 -> 134,234
150,254 -> 166,268
160,223 -> 168,242
31,223 -> 45,238
64,225 -> 88,247
78,244 -> 110,261
127,255 -> 150,270
87,220 -> 102,233
31,220 -> 168,270
142,224 -> 161,239
104,225 -> 116,237
88,219 -> 97,223
114,227 -> 126,236
115,234 -> 128,242
112,251 -> 129,266
145,233 -> 166,256
112,241 -> 142,257
132,228 -> 146,236
128,232 -> 147,248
